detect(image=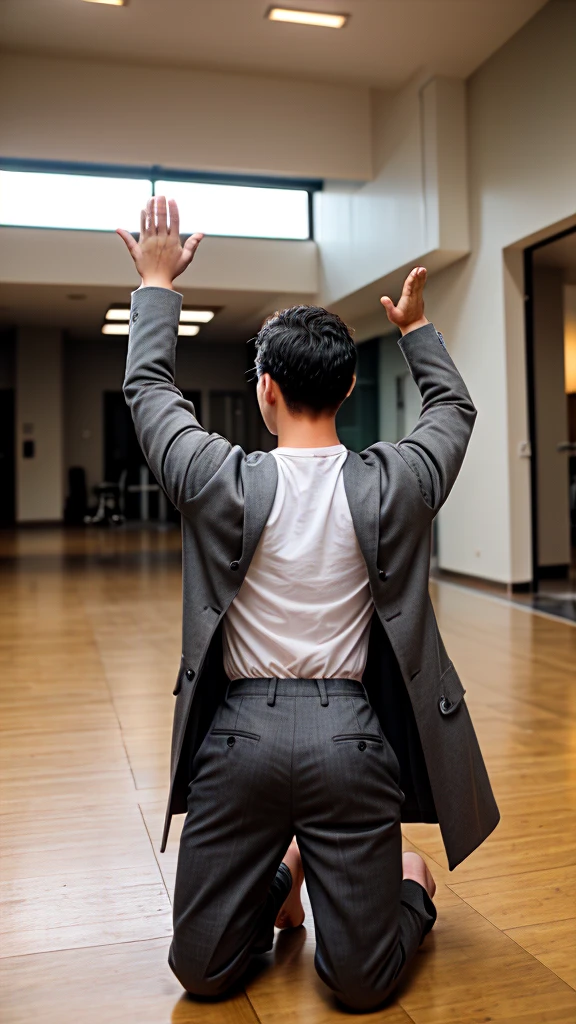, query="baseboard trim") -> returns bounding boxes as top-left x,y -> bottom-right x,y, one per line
537,564 -> 569,580
12,519 -> 65,529
431,566 -> 533,595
